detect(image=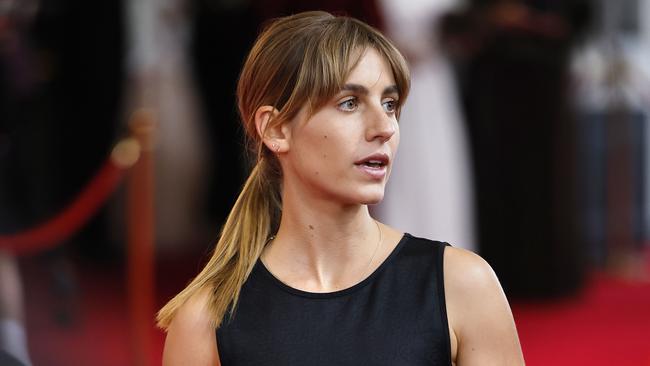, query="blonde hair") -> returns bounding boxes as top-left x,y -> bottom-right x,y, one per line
157,10 -> 410,330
